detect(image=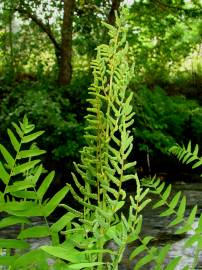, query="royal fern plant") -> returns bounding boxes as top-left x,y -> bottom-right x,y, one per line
40,9 -> 152,270
0,116 -> 69,269
1,8 -> 202,270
